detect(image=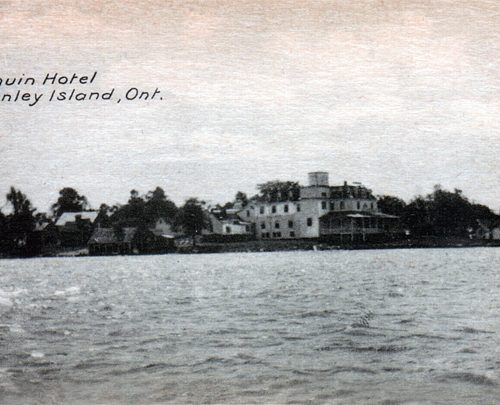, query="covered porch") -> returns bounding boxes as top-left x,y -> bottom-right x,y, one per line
319,212 -> 401,242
